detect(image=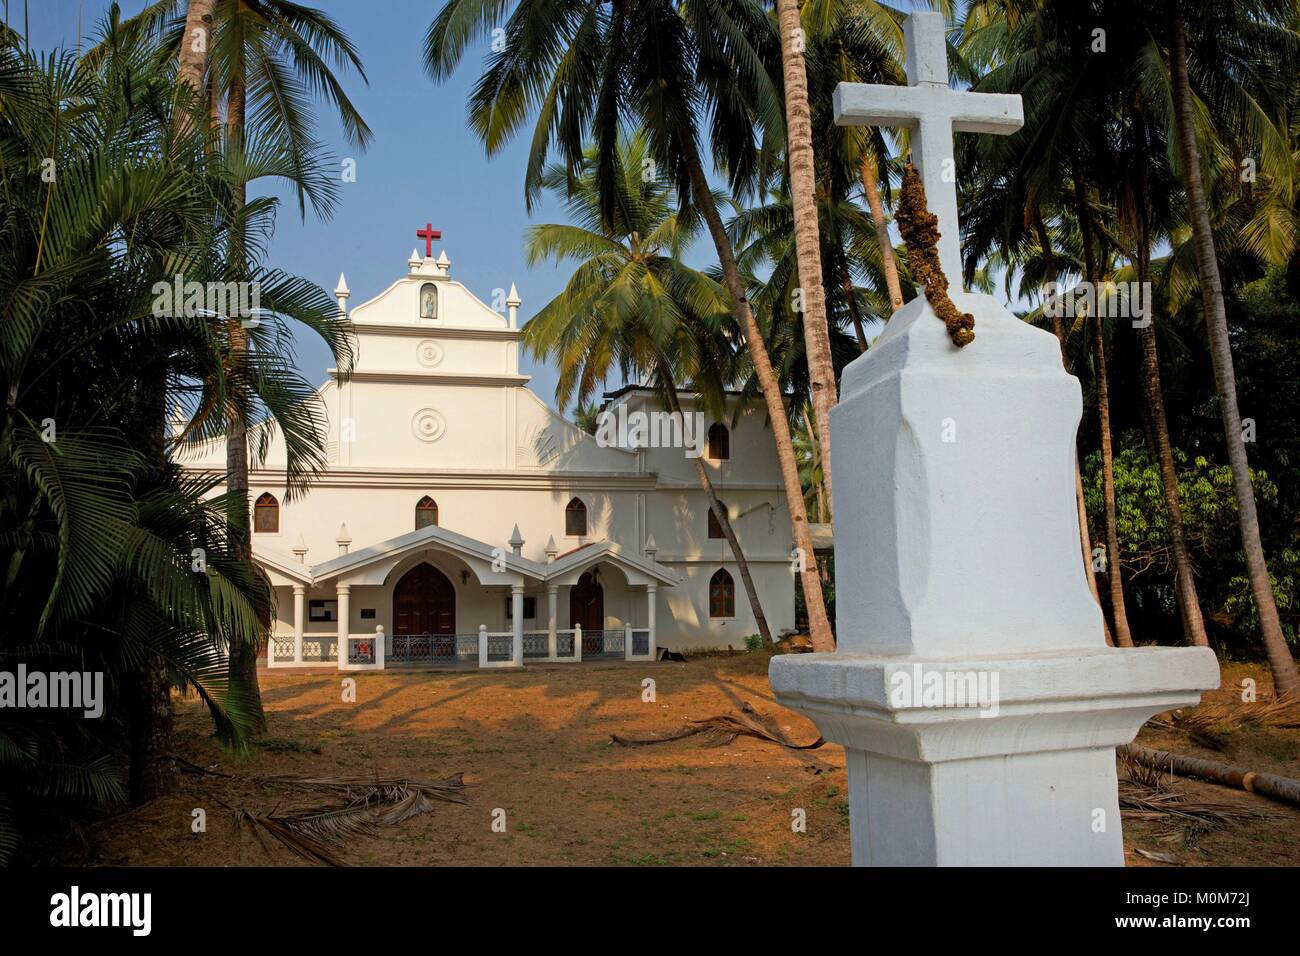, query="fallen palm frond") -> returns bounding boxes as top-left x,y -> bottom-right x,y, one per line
230,773 -> 468,866
255,773 -> 469,805
1119,780 -> 1272,826
611,701 -> 824,750
1119,743 -> 1300,809
1167,698 -> 1300,735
